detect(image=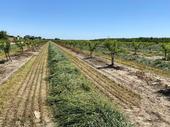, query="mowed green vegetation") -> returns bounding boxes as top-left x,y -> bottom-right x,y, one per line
48,43 -> 132,127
